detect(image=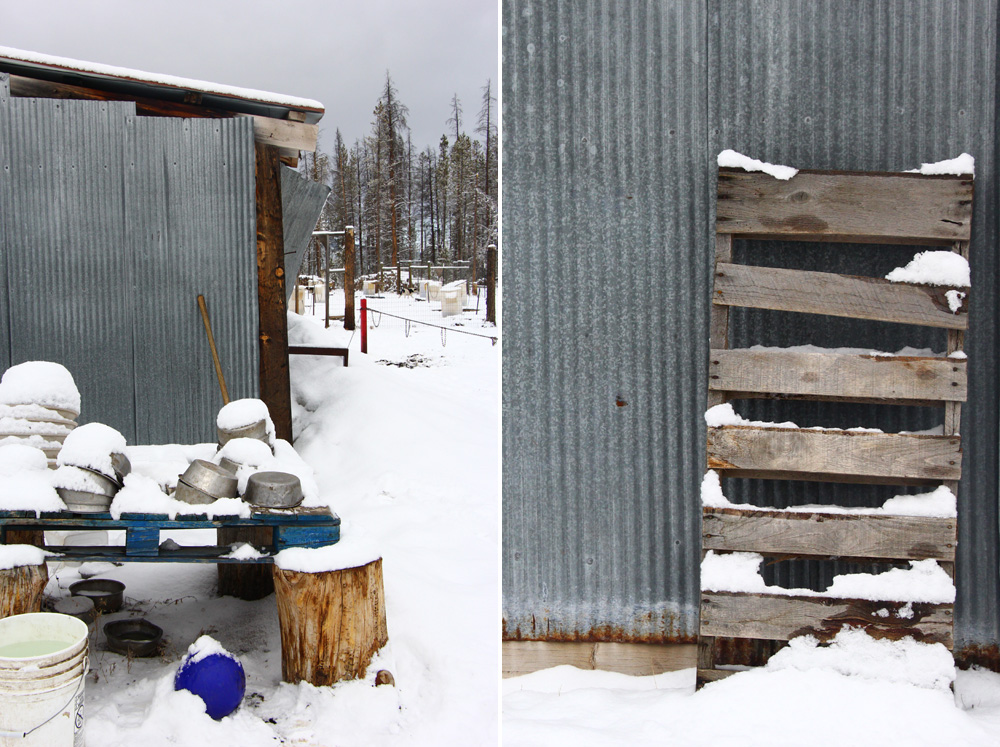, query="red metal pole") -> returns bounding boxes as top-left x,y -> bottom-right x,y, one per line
360,298 -> 368,354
